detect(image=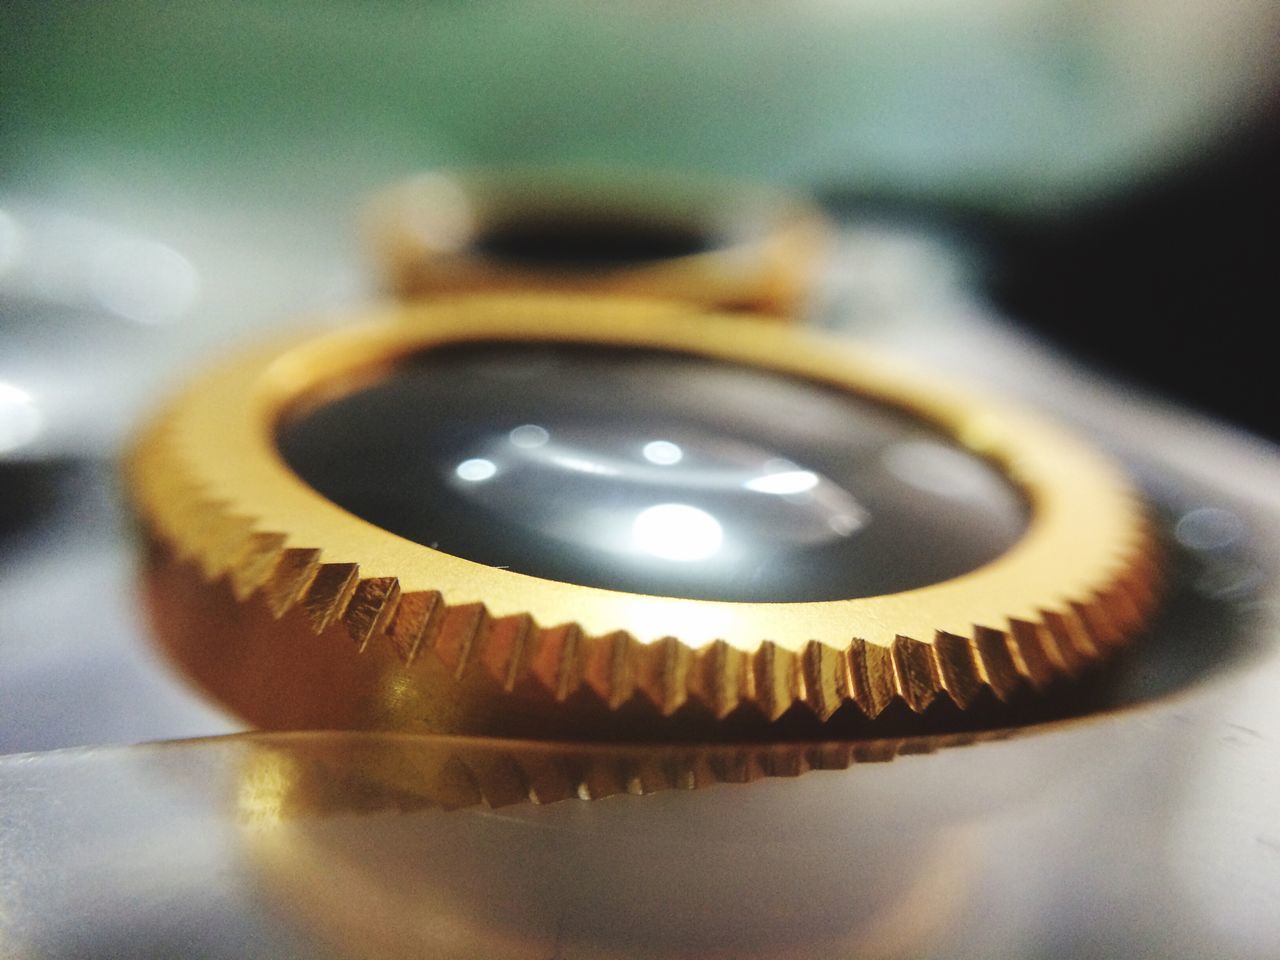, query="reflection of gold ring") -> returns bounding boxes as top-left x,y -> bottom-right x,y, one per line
367,171 -> 831,314
239,733 -> 982,959
128,295 -> 1158,738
